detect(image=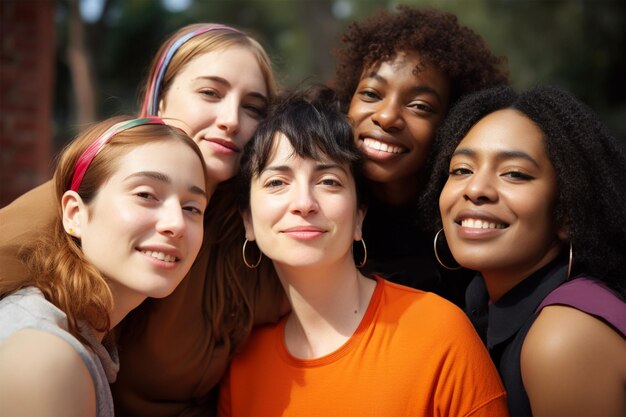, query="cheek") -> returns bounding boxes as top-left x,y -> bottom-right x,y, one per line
249,195 -> 277,228
183,109 -> 215,137
407,122 -> 436,148
439,182 -> 457,217
508,187 -> 552,219
240,117 -> 260,143
347,99 -> 365,122
188,220 -> 205,246
163,98 -> 215,136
